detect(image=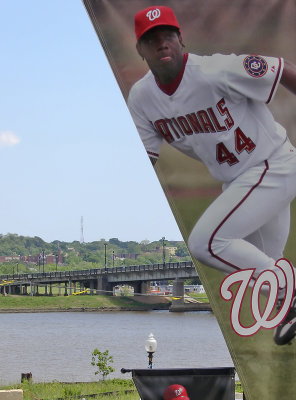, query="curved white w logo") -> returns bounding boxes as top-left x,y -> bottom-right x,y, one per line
146,9 -> 161,21
220,258 -> 295,336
